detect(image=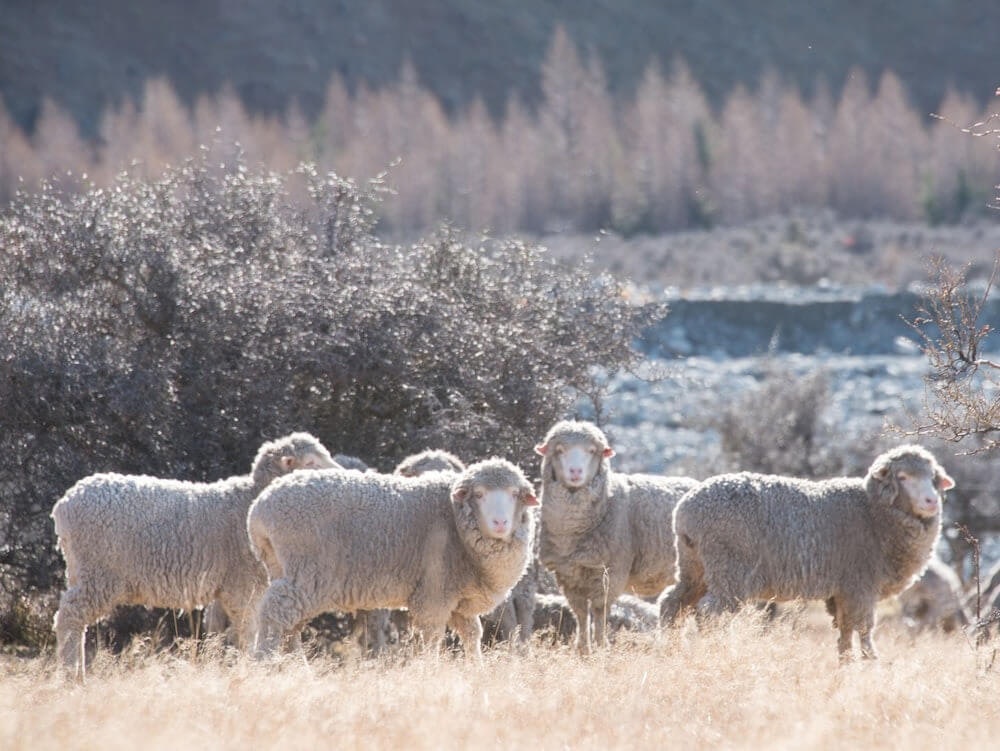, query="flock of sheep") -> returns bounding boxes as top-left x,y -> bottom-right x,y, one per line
50,420 -> 959,679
